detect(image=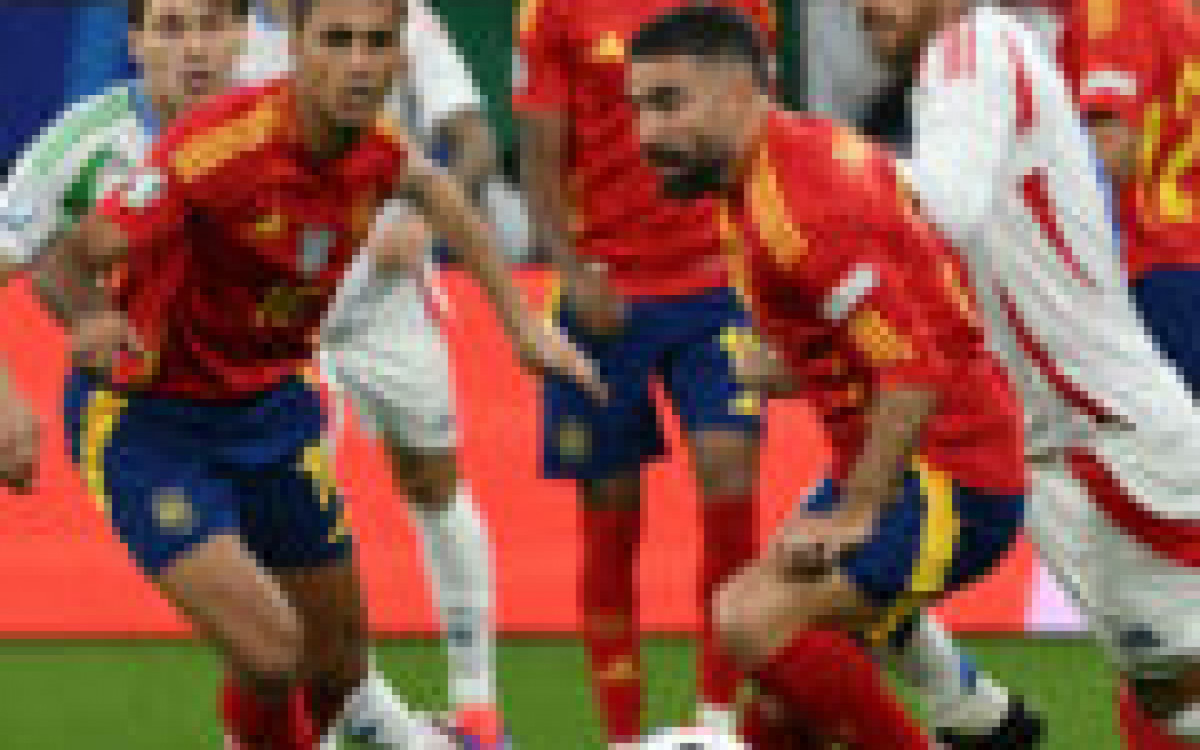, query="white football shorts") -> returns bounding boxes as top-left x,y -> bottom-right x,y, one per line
320,257 -> 457,453
1030,441 -> 1200,678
